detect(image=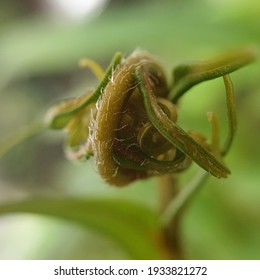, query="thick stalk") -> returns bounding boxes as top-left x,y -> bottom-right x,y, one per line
158,174 -> 183,259
159,170 -> 209,259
